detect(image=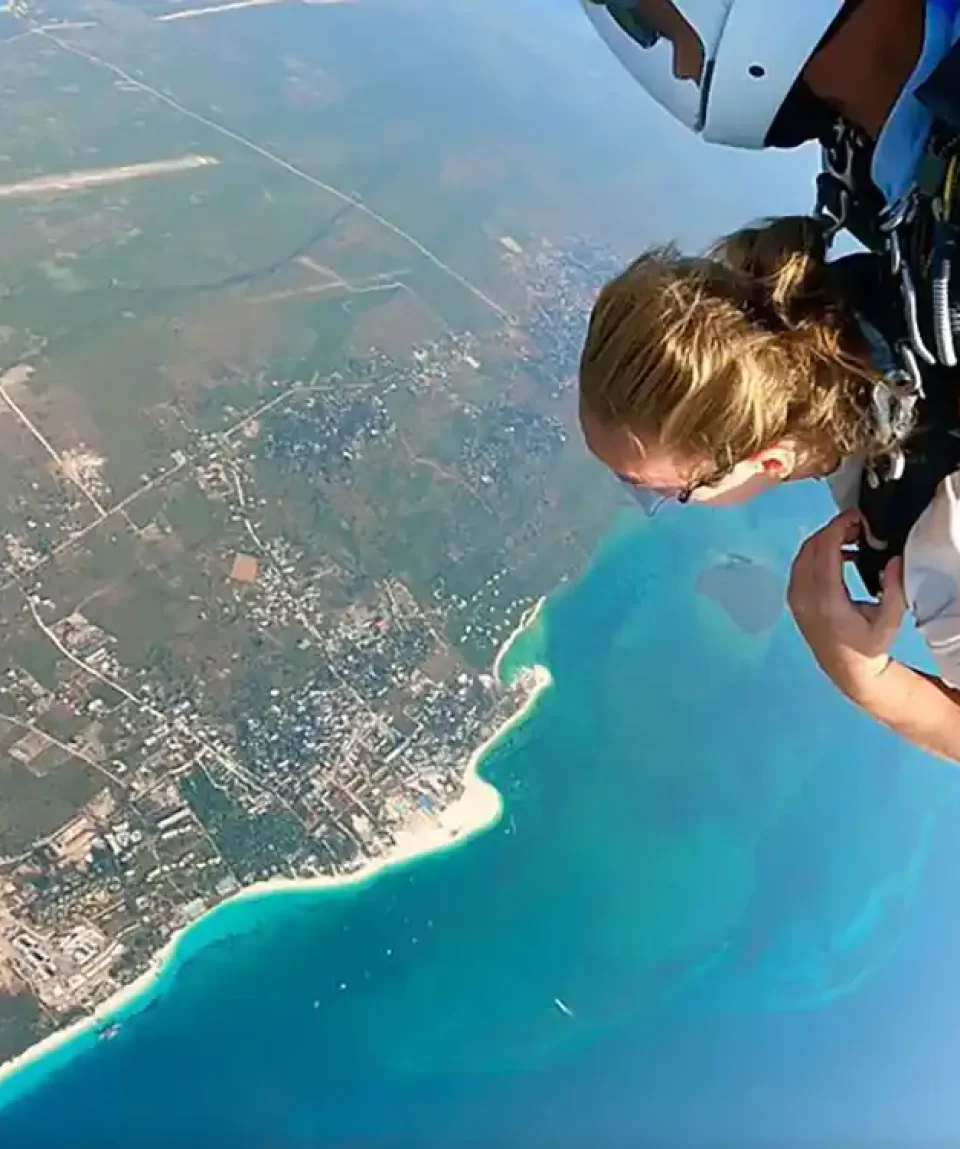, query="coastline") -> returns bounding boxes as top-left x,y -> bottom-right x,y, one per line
0,613 -> 553,1102
493,596 -> 545,682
